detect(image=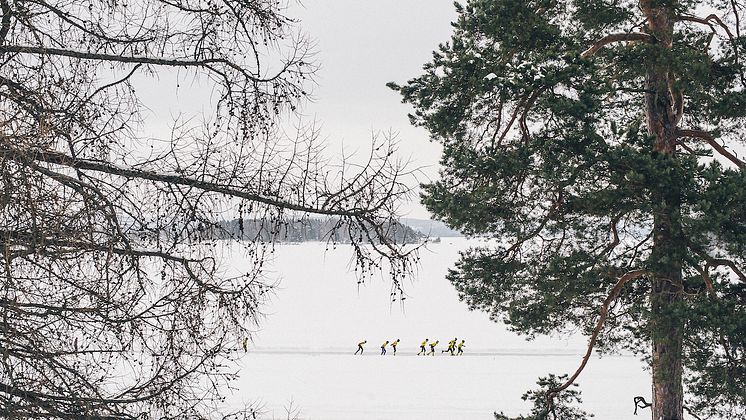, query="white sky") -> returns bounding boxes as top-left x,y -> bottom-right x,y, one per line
134,1 -> 458,219
286,1 -> 458,218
